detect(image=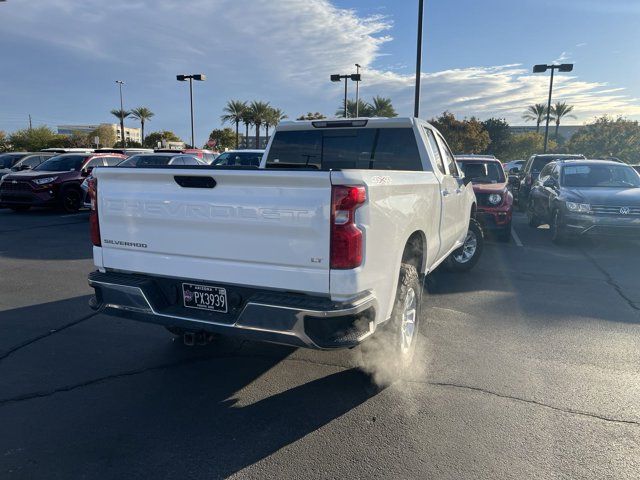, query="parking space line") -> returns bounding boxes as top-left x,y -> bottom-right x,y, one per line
511,228 -> 523,247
